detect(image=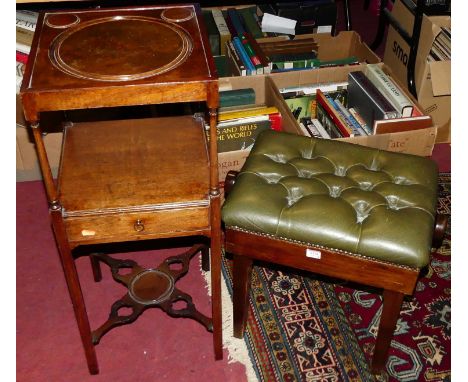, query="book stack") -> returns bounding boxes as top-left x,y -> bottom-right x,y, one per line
16,10 -> 38,93
280,65 -> 428,139
205,87 -> 282,153
272,1 -> 337,35
428,27 -> 450,62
